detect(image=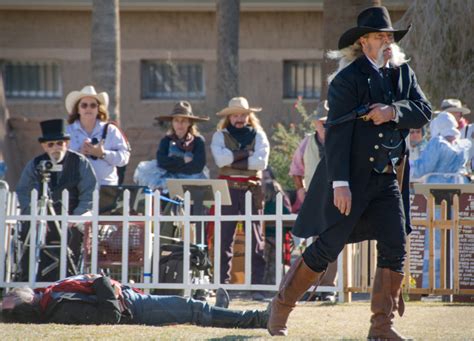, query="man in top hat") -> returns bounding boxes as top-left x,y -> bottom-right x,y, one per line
268,6 -> 432,339
439,99 -> 474,172
210,97 -> 269,291
16,119 -> 97,282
